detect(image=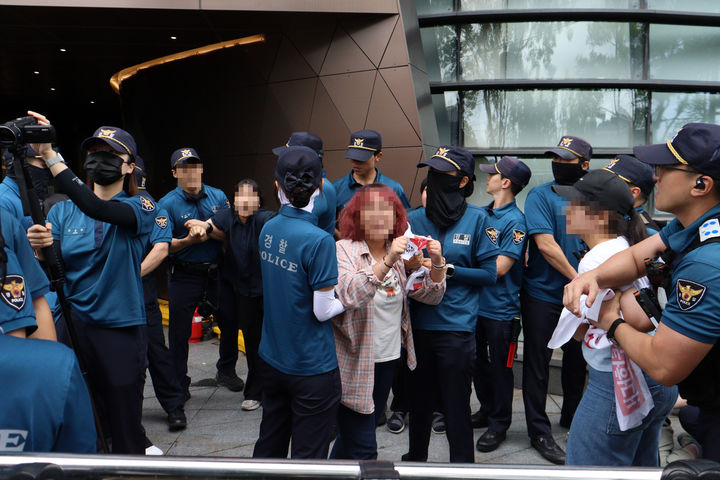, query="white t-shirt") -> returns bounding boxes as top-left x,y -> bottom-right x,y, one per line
373,268 -> 404,363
